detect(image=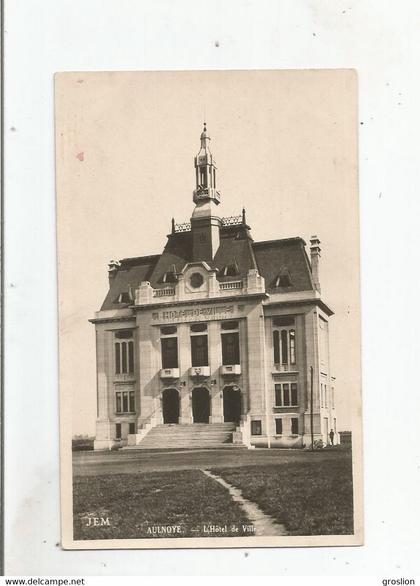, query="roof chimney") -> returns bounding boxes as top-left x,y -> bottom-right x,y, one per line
310,236 -> 321,292
108,260 -> 121,286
